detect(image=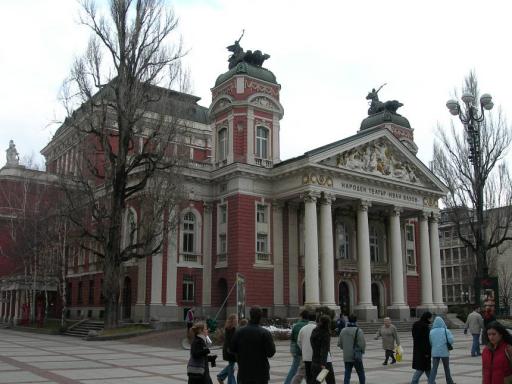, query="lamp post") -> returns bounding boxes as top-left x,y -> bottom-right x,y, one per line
446,92 -> 494,280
